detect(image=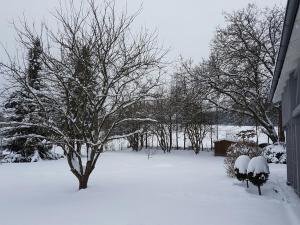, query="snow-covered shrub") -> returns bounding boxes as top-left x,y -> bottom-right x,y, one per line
0,149 -> 63,163
279,153 -> 286,164
263,144 -> 286,164
234,155 -> 250,187
236,130 -> 256,142
247,156 -> 269,195
224,142 -> 263,177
